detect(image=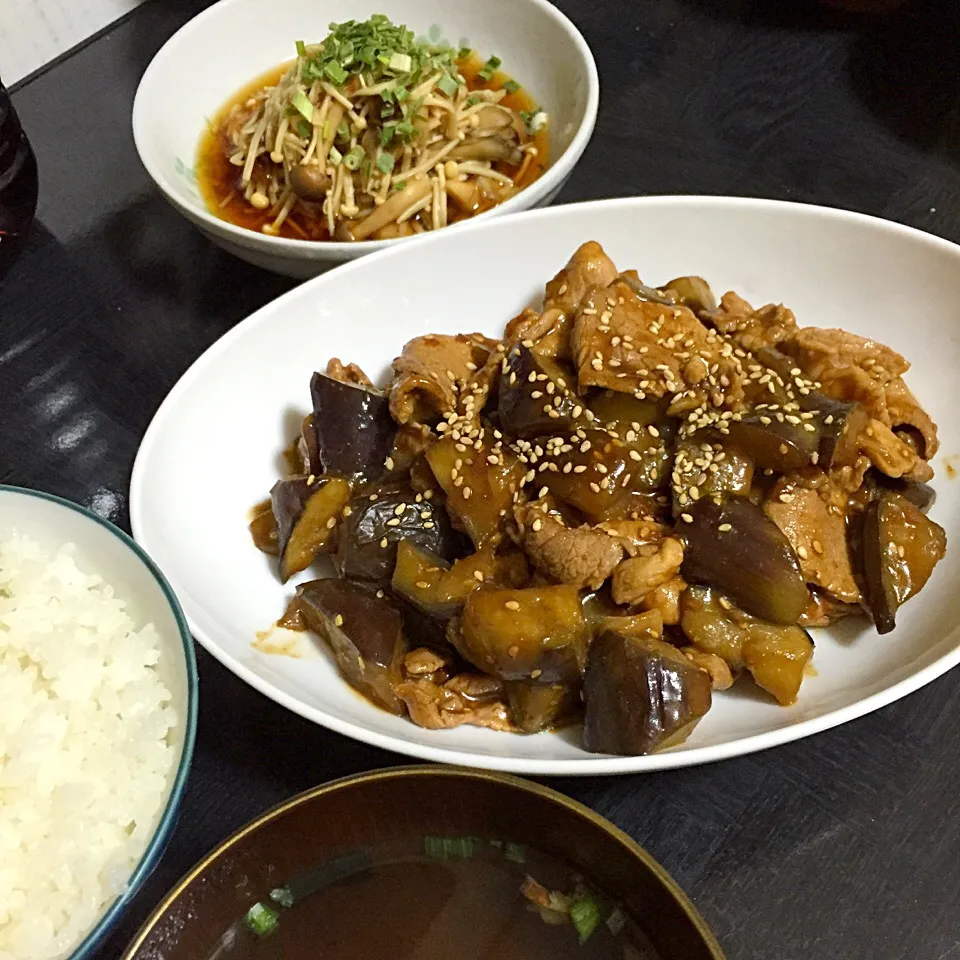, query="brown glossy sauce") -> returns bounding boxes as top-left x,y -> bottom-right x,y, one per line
208,841 -> 657,960
196,54 -> 549,241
